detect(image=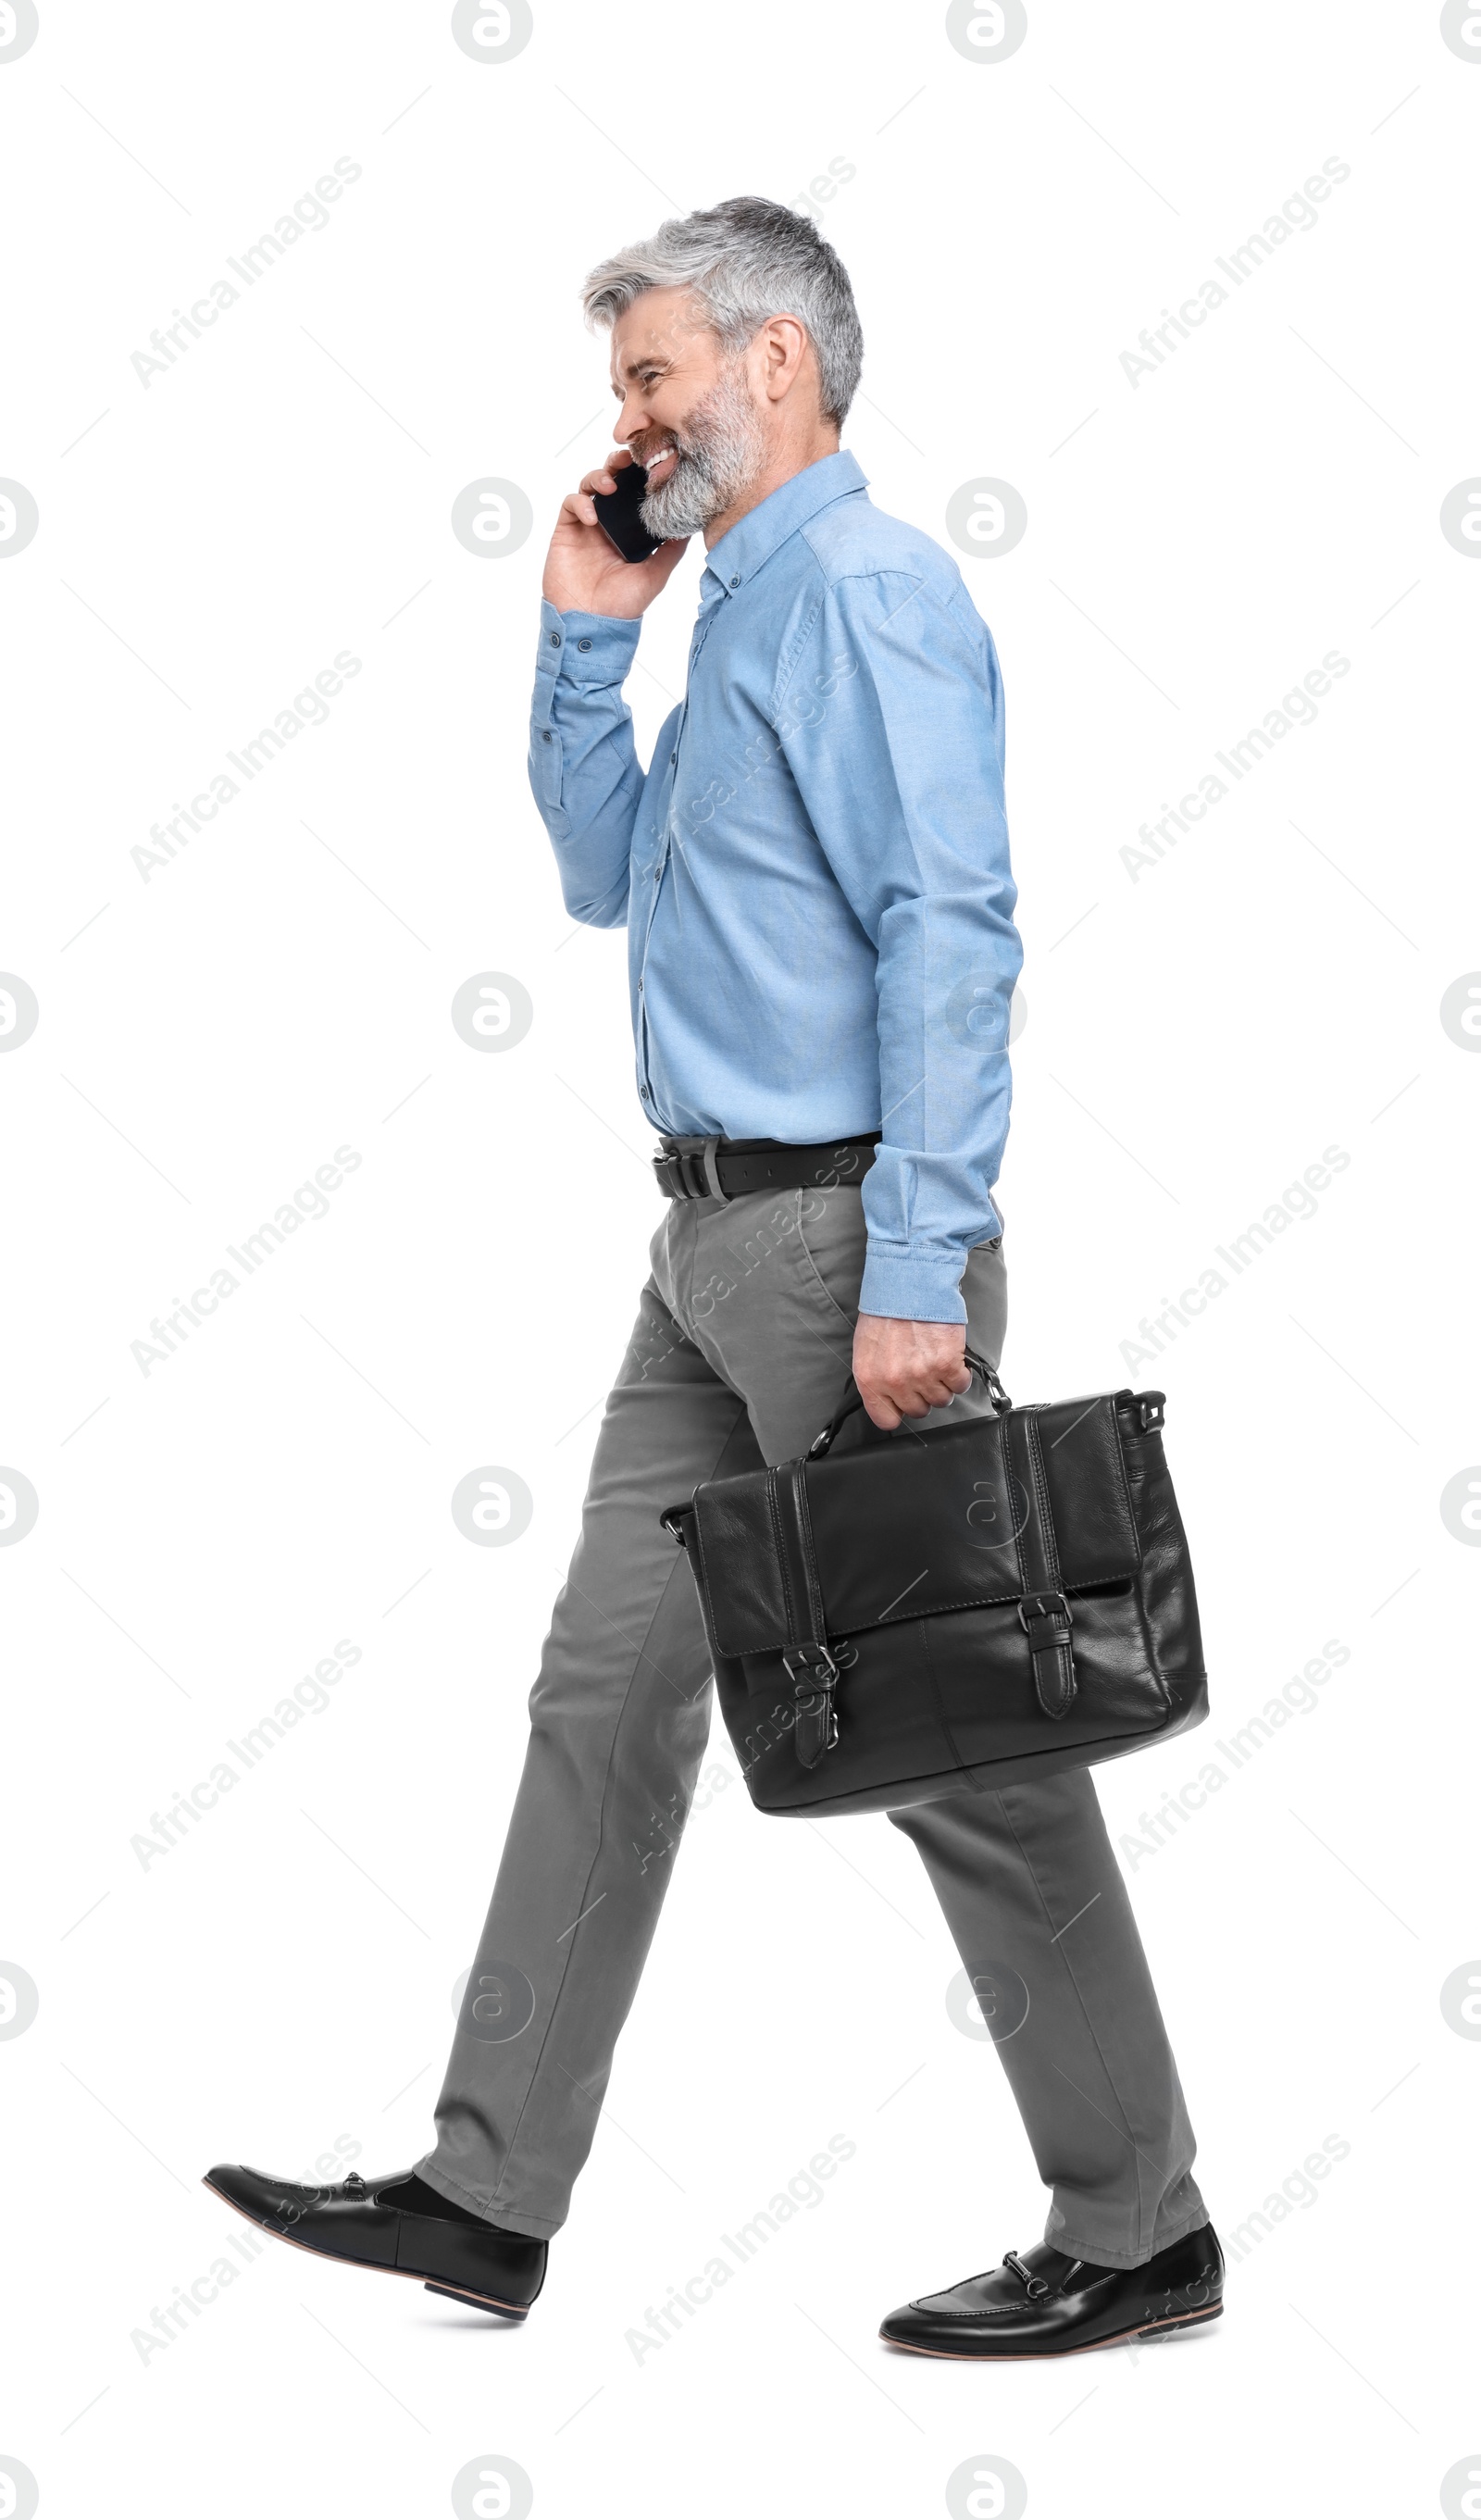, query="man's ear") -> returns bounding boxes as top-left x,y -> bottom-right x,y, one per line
761,313 -> 811,403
